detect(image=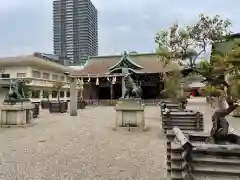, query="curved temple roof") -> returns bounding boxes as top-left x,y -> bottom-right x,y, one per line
70,52 -> 181,77
109,51 -> 144,70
